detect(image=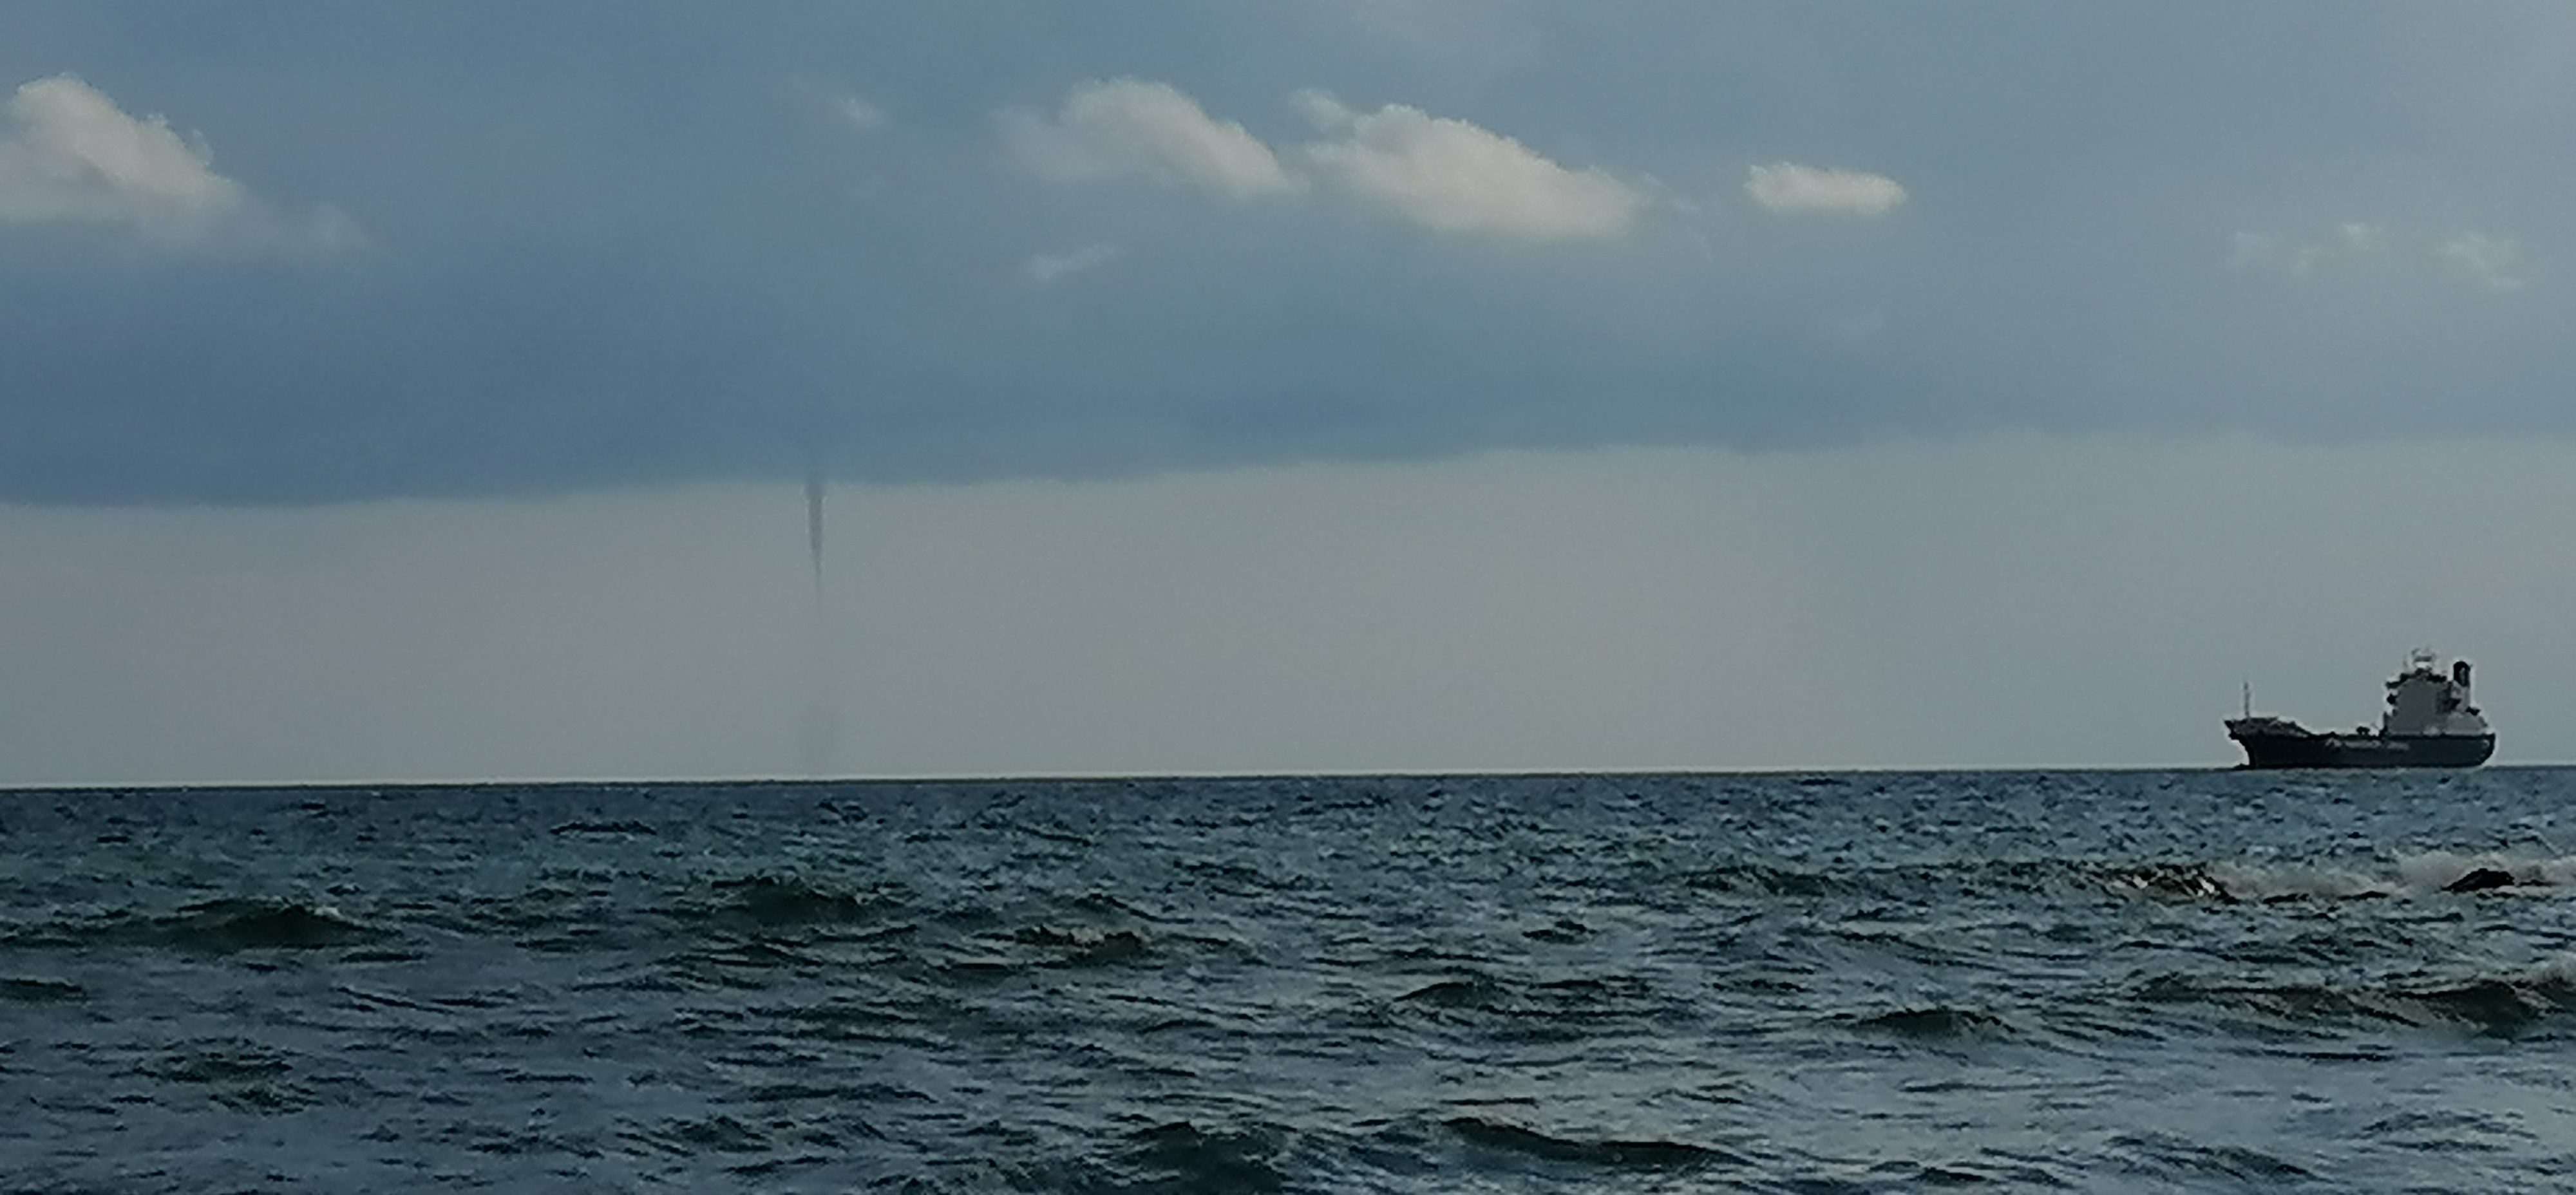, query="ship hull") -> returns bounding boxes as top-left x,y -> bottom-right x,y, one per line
2230,731 -> 2494,769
